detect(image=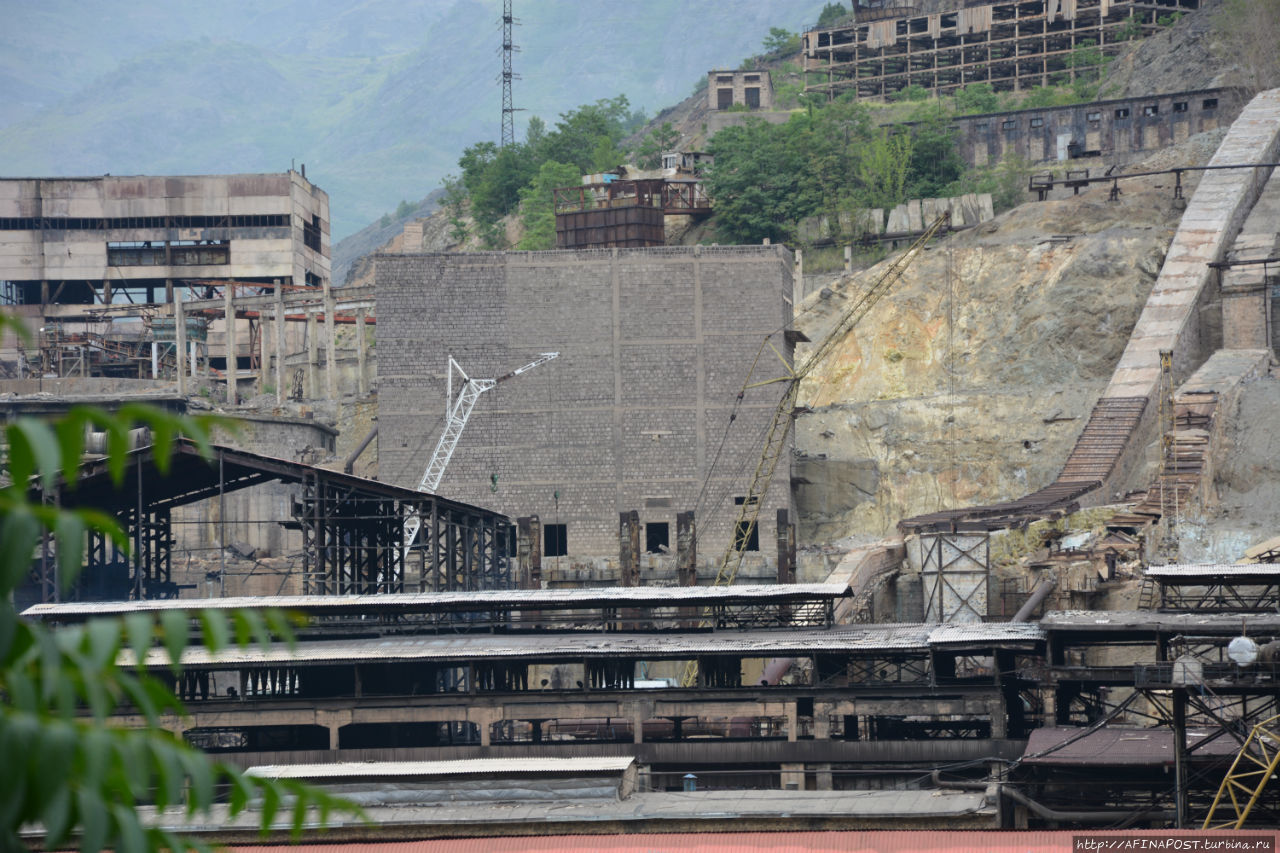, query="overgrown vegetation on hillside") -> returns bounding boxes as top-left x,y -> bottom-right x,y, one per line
453,96 -> 646,249
705,94 -> 1032,245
